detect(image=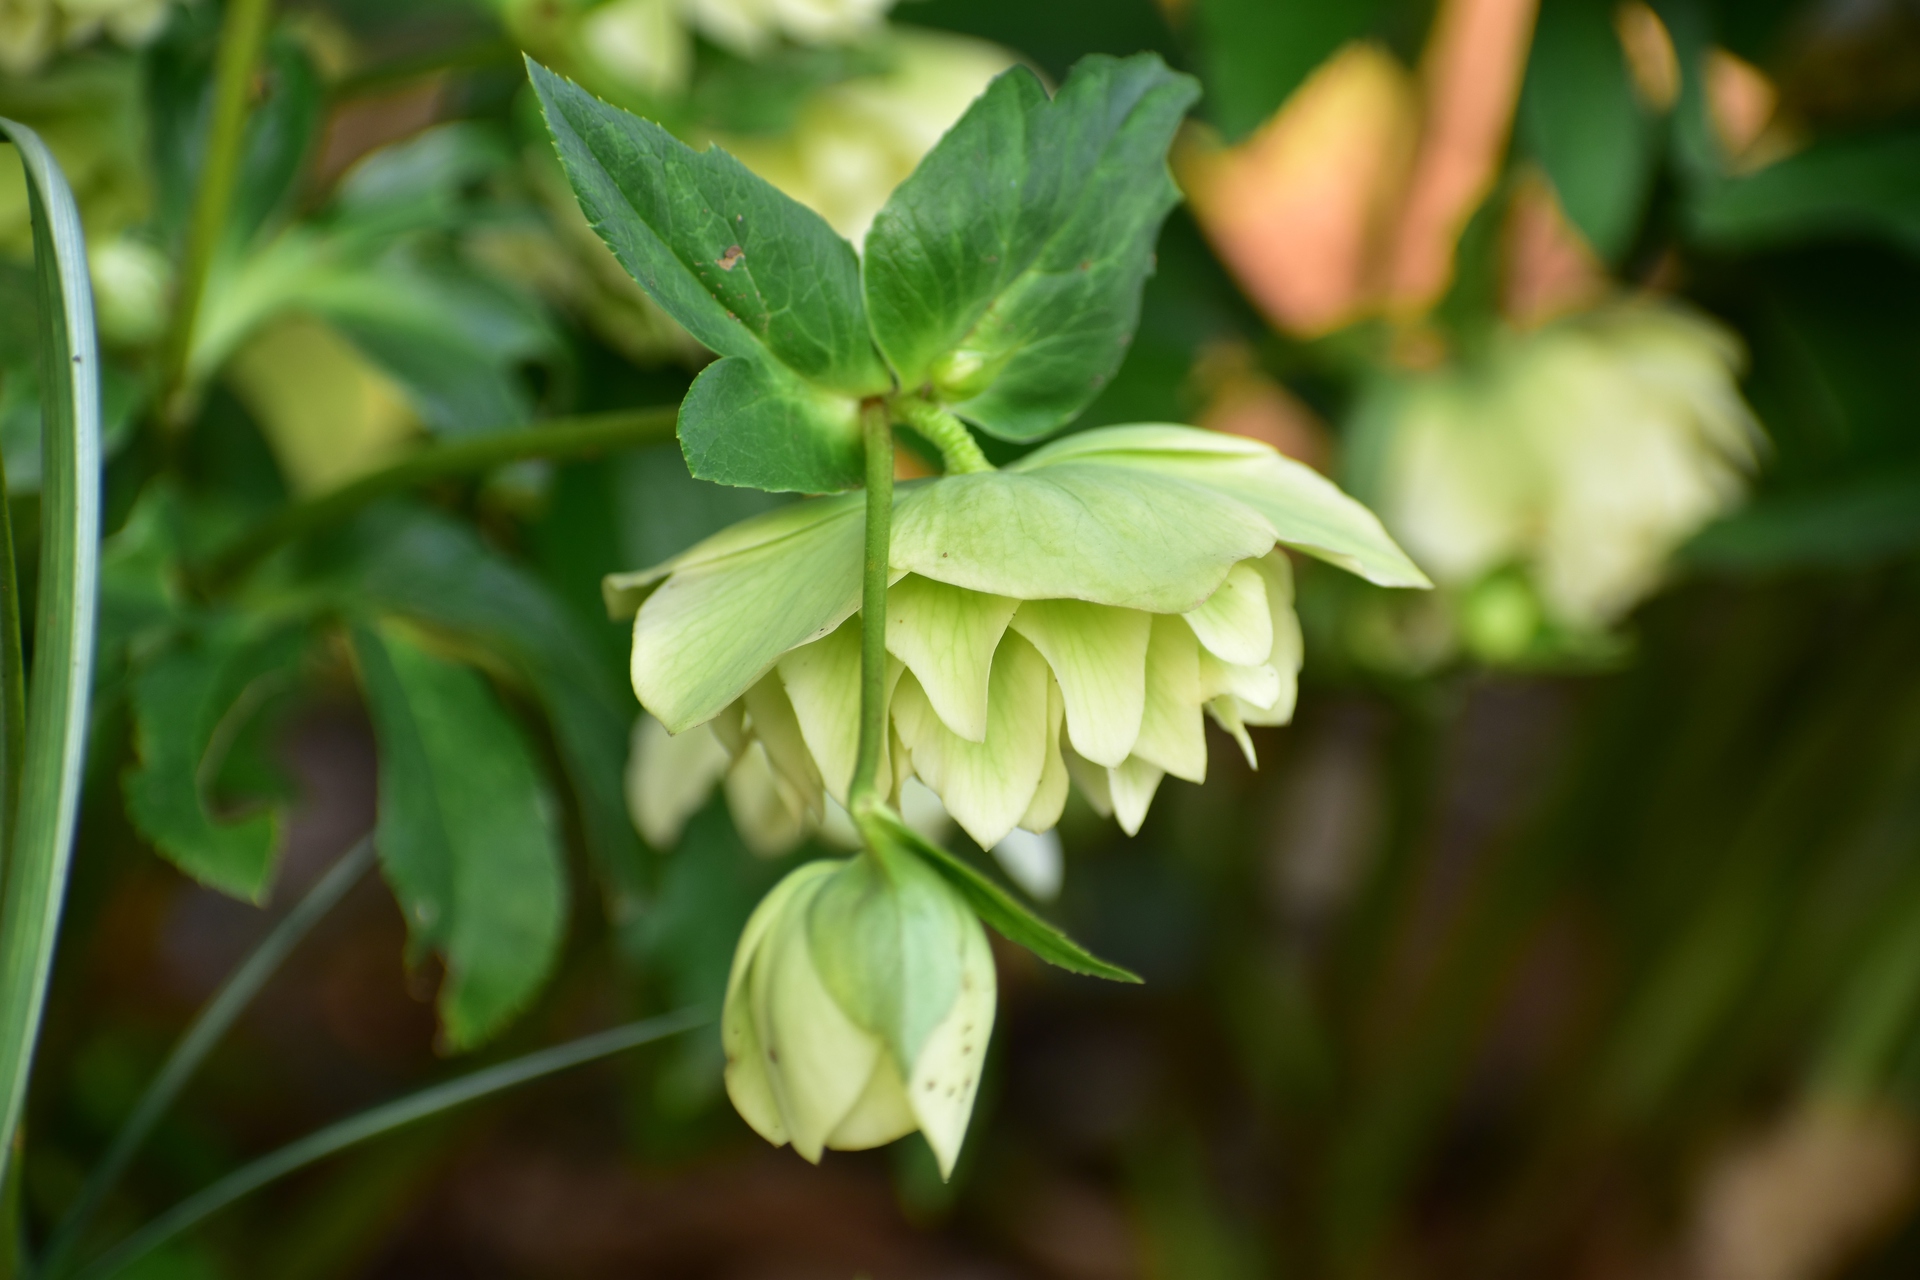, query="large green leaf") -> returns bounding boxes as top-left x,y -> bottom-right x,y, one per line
1689,131 -> 1920,253
352,623 -> 567,1050
123,625 -> 302,903
0,118 -> 102,1192
529,59 -> 889,492
862,54 -> 1199,442
1520,0 -> 1655,262
342,506 -> 650,951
